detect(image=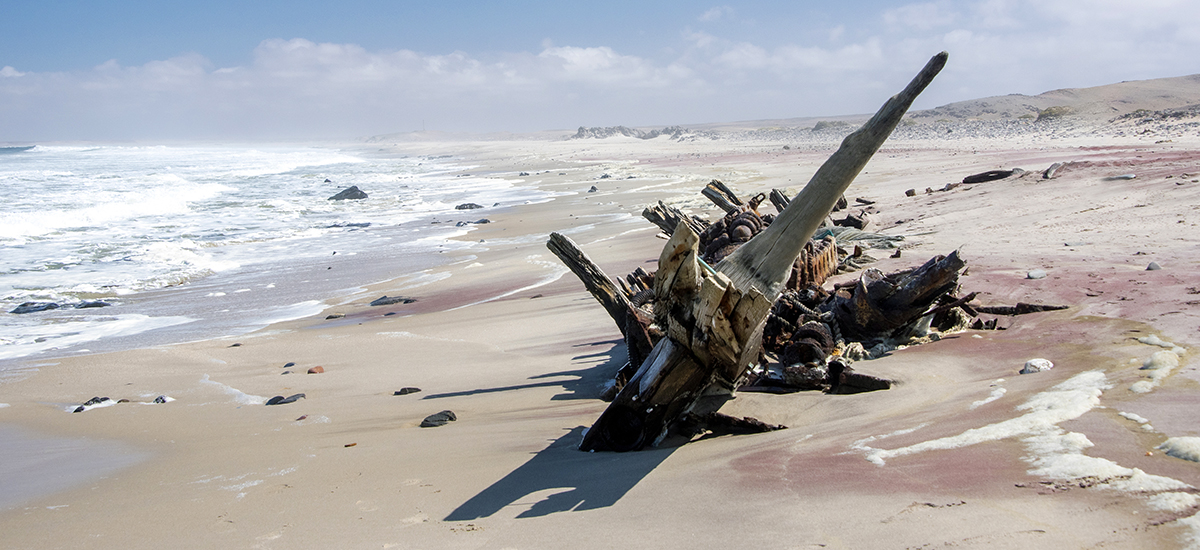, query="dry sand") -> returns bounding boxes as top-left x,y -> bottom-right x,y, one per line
1,118 -> 1199,549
